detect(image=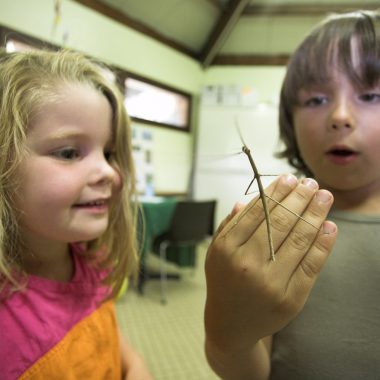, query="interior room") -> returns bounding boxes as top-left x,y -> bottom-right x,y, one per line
1,0 -> 376,379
